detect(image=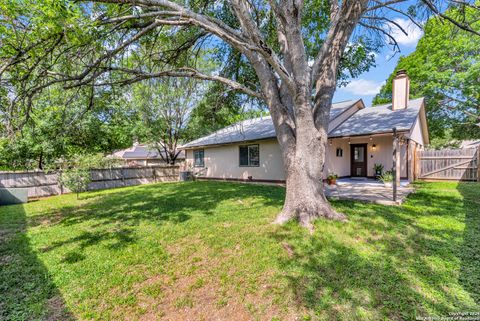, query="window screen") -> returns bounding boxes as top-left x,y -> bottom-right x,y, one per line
239,144 -> 260,167
194,149 -> 204,167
